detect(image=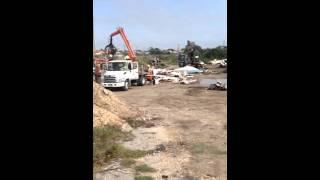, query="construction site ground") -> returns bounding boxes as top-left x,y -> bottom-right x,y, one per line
95,65 -> 227,180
